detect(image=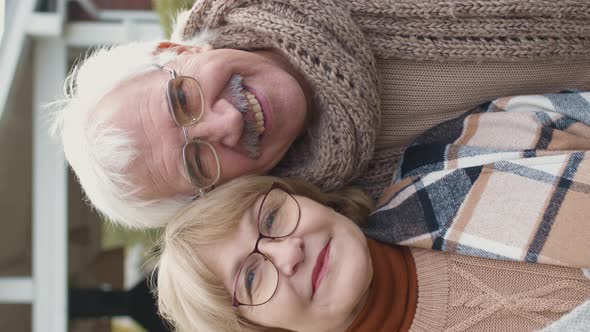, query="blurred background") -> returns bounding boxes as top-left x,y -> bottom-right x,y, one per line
0,1 -> 195,331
